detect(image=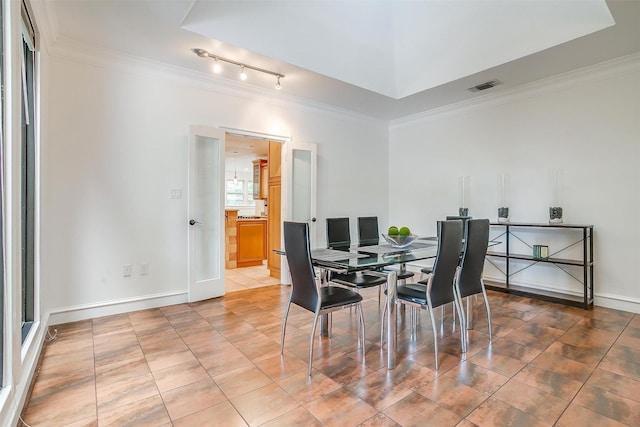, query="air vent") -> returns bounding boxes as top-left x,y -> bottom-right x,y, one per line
468,80 -> 503,92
